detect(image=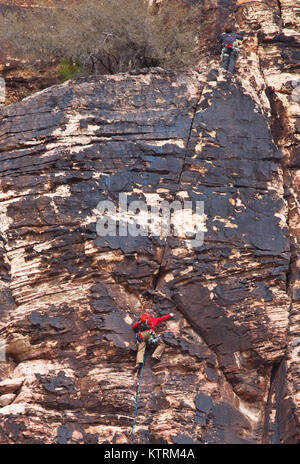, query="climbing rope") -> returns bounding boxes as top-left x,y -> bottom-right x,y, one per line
130,354 -> 146,441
